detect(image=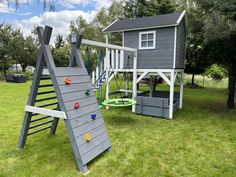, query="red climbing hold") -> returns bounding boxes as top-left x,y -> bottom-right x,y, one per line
74,102 -> 80,109
64,77 -> 72,85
